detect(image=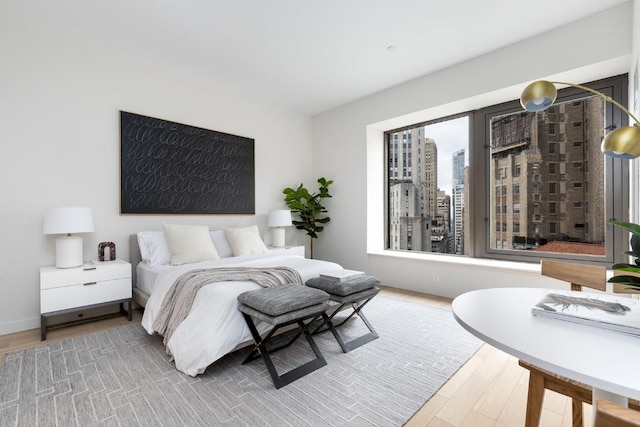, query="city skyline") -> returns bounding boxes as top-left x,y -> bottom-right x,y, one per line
423,116 -> 468,196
